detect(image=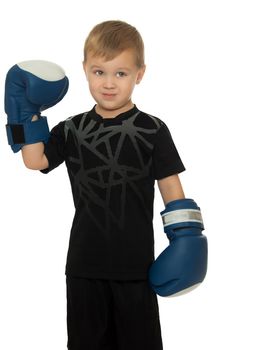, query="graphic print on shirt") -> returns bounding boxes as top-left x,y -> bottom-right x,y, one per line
64,111 -> 161,232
